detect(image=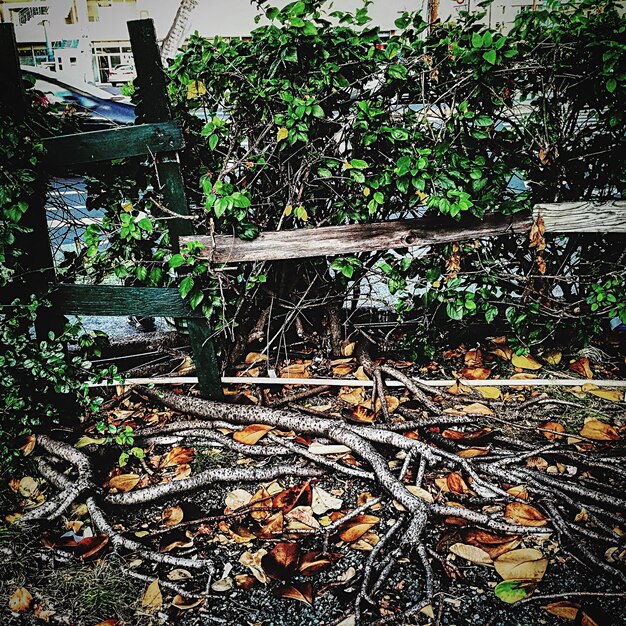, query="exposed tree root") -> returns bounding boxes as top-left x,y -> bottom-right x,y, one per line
16,362 -> 626,624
